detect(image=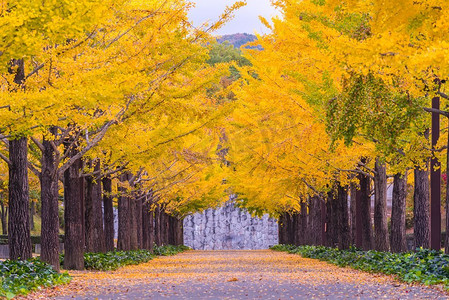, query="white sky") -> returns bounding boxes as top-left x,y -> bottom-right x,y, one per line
188,0 -> 279,35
